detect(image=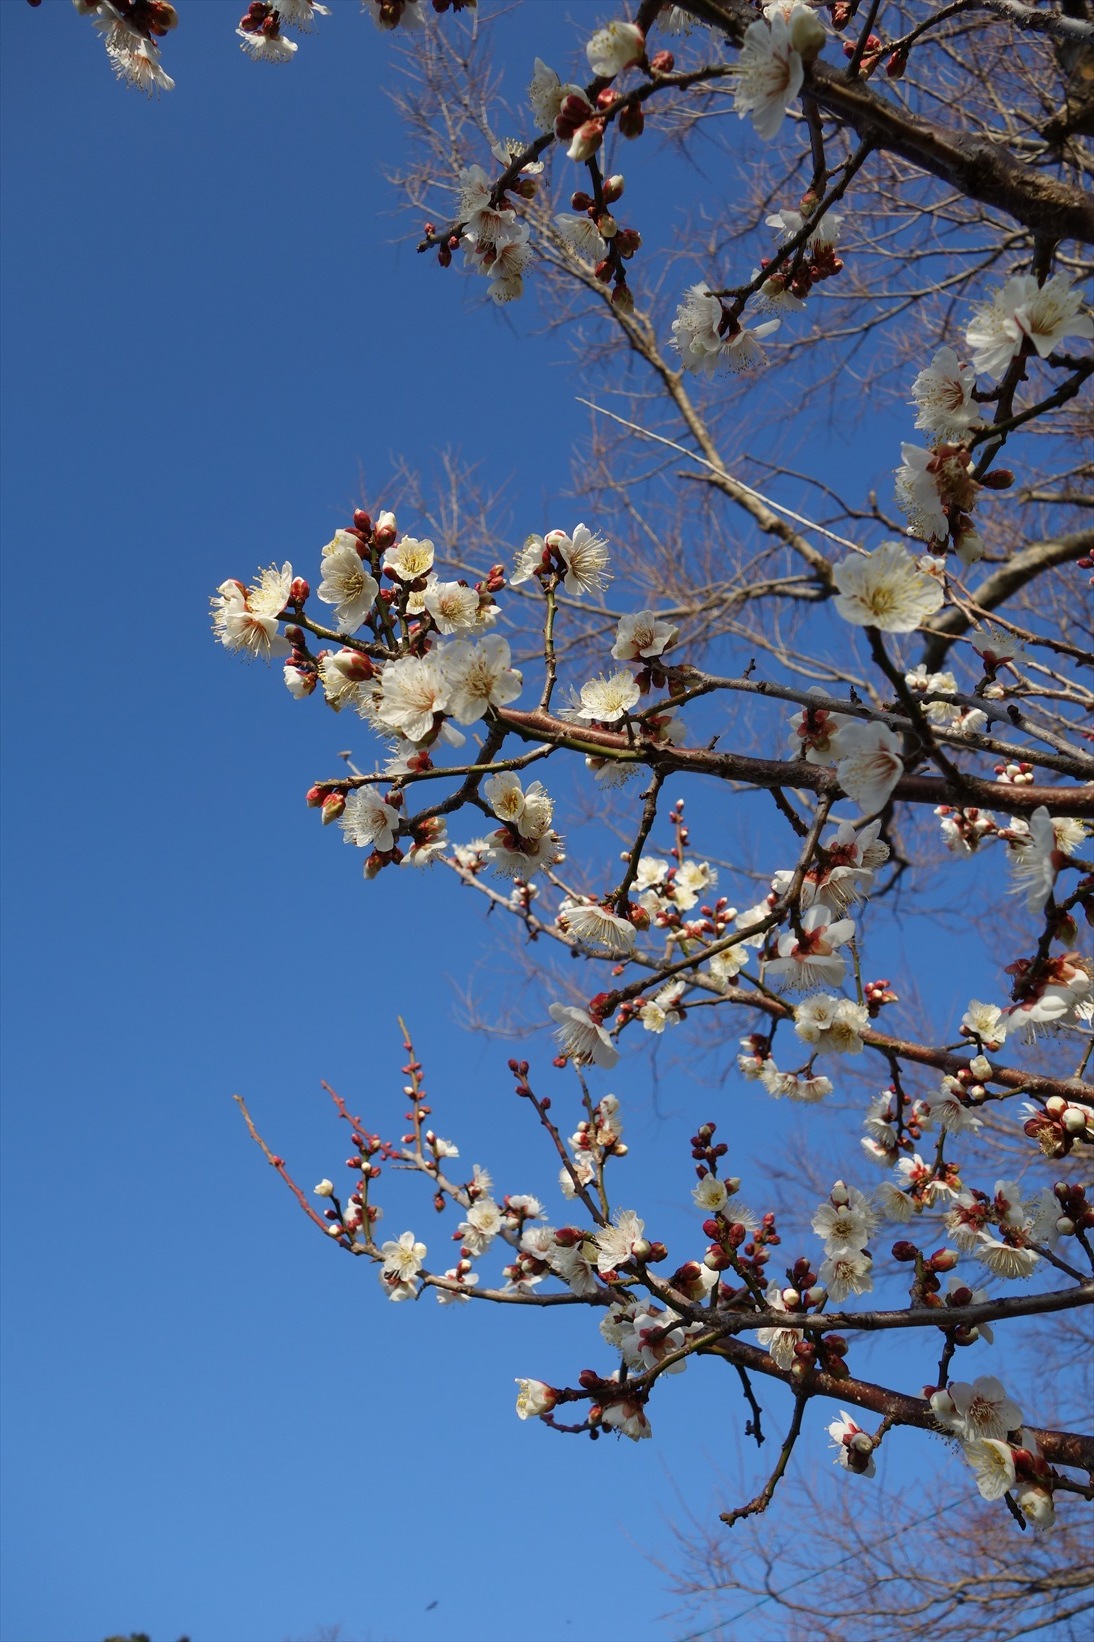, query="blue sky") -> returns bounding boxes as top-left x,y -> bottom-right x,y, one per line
1,6 -> 1078,1642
